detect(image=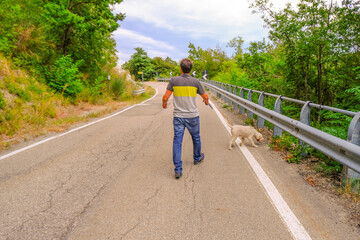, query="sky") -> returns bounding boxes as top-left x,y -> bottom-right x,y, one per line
113,0 -> 301,66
